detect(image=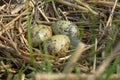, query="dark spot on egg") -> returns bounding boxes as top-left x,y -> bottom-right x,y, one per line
64,29 -> 68,32
59,27 -> 63,31
47,45 -> 53,54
